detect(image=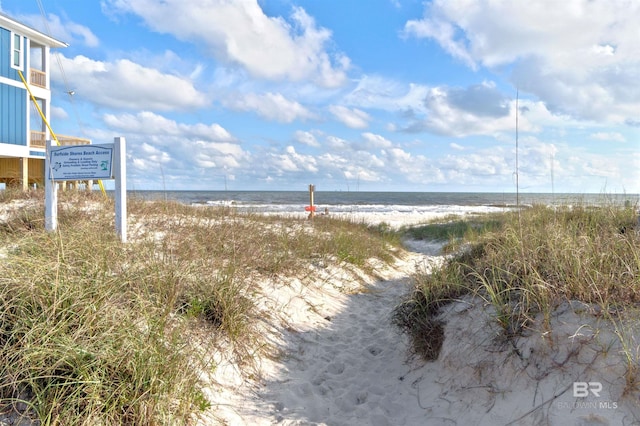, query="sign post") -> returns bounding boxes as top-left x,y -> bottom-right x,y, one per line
113,137 -> 127,242
45,137 -> 127,242
44,141 -> 58,231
